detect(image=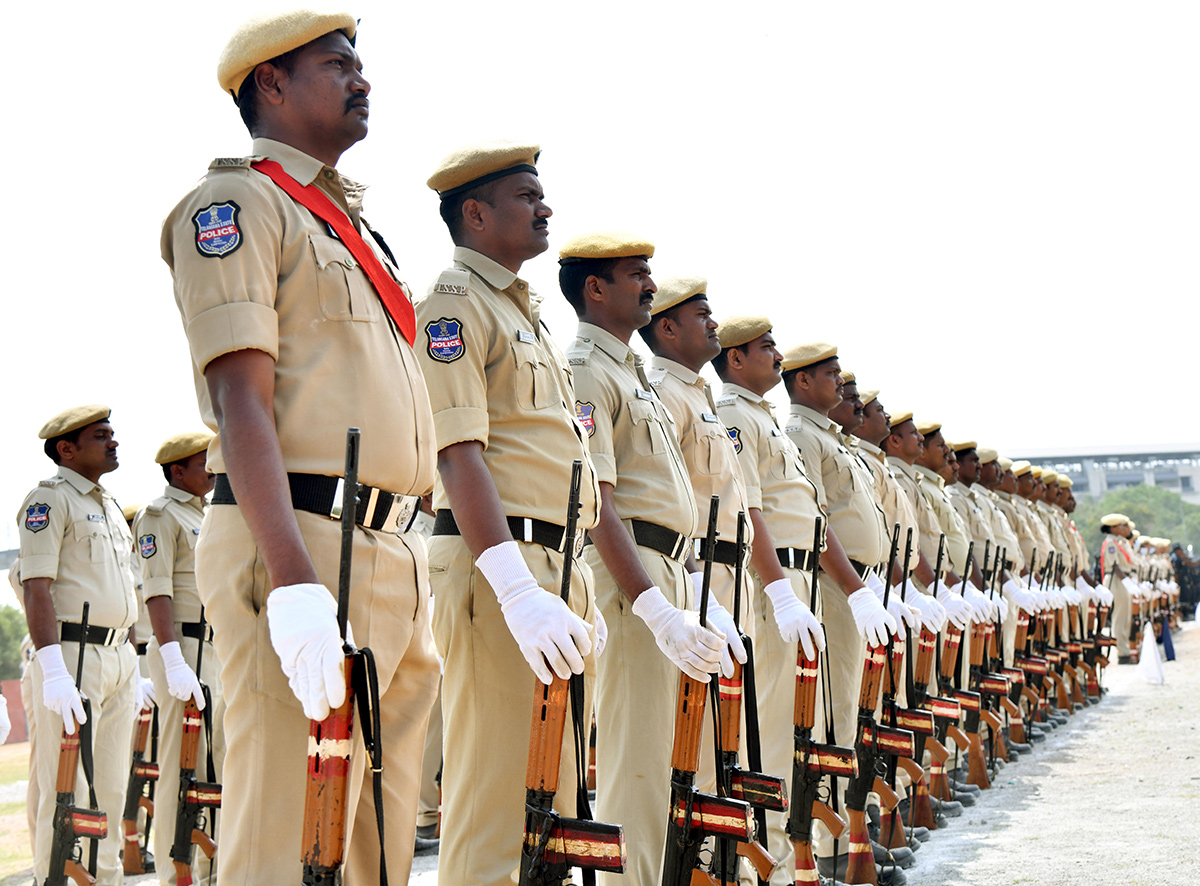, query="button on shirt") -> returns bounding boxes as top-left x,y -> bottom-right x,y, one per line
133,486 -> 206,624
716,385 -> 824,551
16,468 -> 137,629
161,137 -> 435,496
648,357 -> 752,546
568,324 -> 696,538
415,247 -> 600,529
786,404 -> 887,565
